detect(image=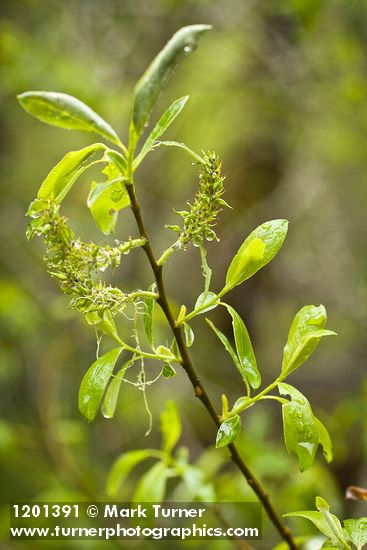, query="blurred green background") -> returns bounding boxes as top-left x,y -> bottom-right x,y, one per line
1,0 -> 367,548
